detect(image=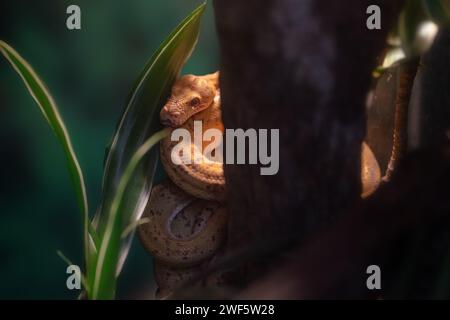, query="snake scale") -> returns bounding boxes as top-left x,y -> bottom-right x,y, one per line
138,71 -> 382,298
139,72 -> 227,298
